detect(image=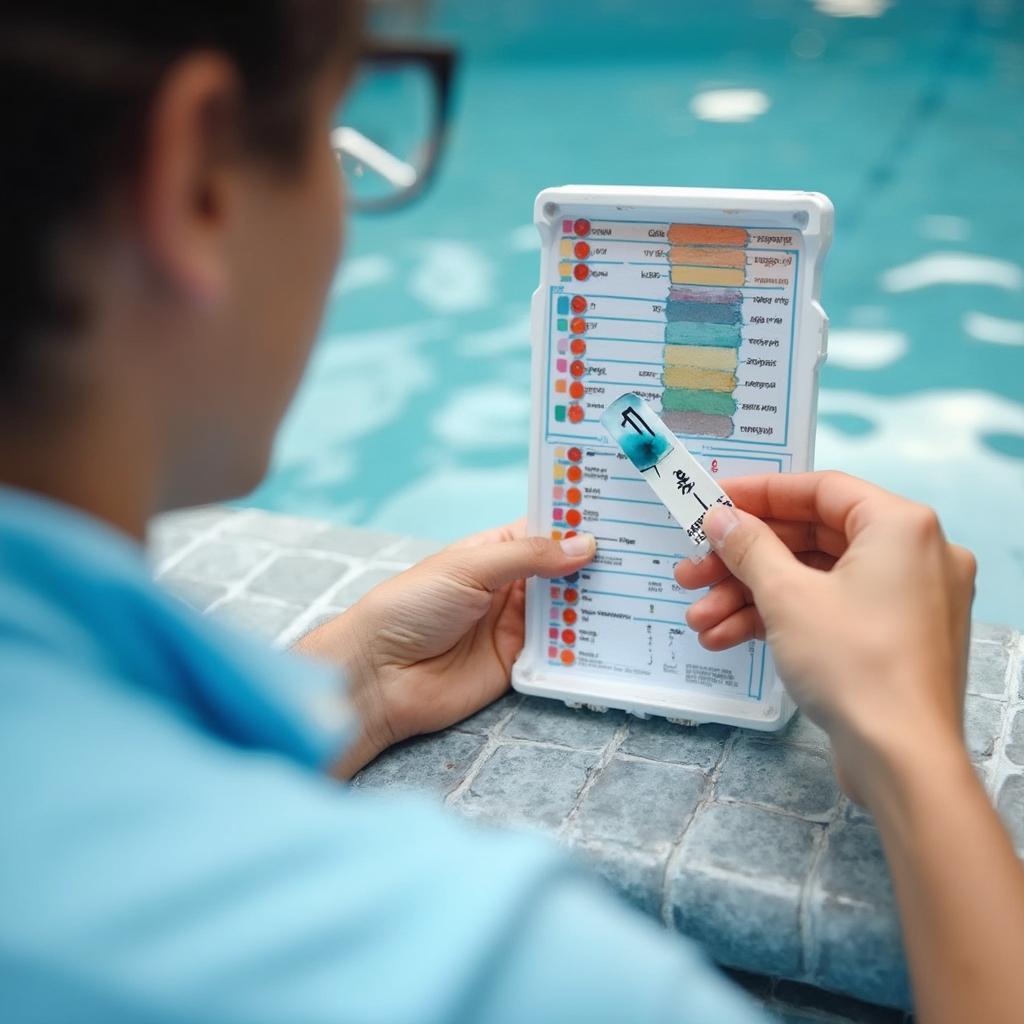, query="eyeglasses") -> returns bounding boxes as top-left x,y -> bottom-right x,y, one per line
332,41 -> 456,214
